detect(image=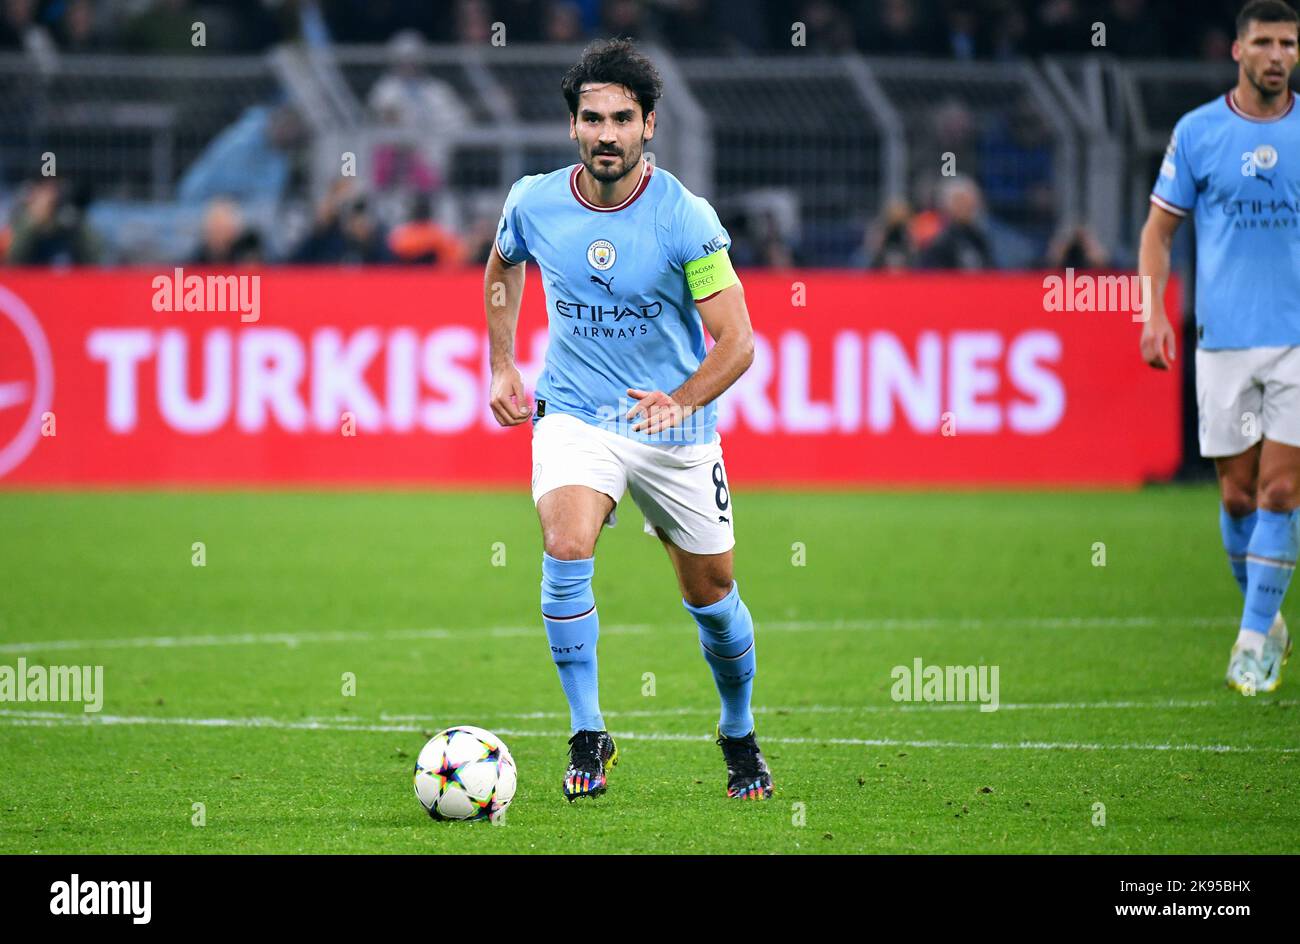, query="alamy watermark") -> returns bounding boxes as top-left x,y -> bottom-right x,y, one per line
890,658 -> 999,712
152,267 -> 260,323
594,397 -> 707,444
1042,268 -> 1151,322
0,658 -> 103,712
50,874 -> 150,924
